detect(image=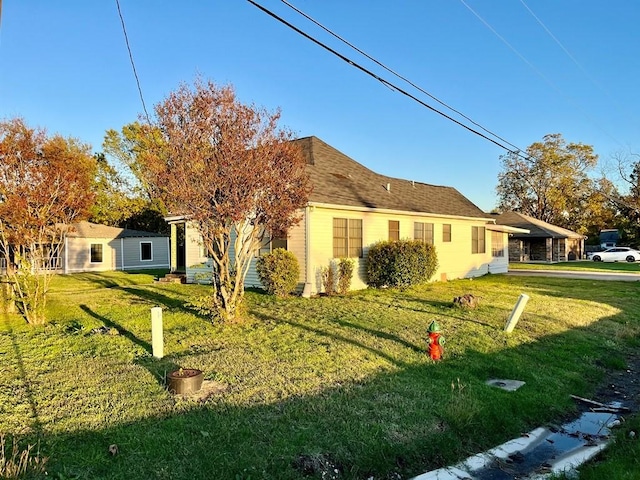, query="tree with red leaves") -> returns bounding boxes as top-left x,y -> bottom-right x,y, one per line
0,118 -> 95,324
138,79 -> 311,321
